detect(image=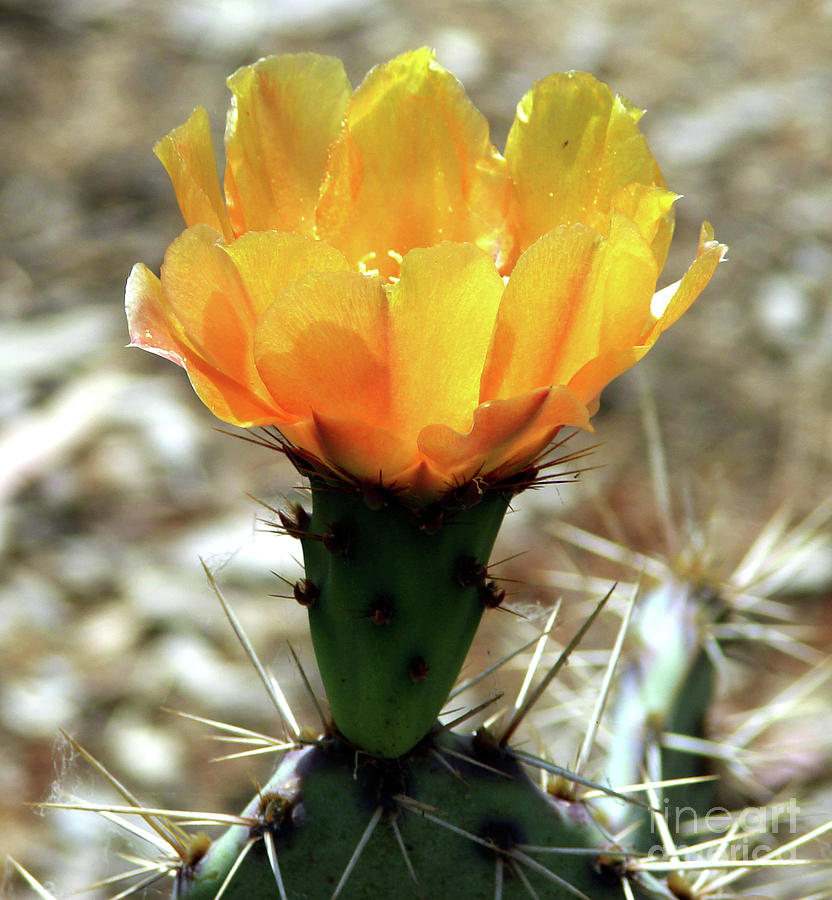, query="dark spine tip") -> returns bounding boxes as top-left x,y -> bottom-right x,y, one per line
367,593 -> 394,626
284,445 -> 324,479
456,554 -> 486,588
479,579 -> 506,609
472,726 -> 503,760
293,578 -> 319,607
322,520 -> 352,556
495,465 -> 540,496
408,656 -> 428,682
